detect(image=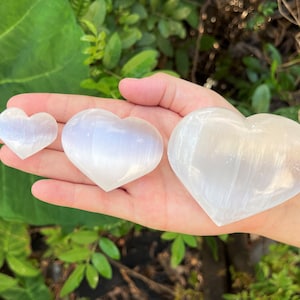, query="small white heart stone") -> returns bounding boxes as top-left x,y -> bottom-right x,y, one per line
168,107 -> 300,226
62,109 -> 163,191
0,108 -> 58,159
